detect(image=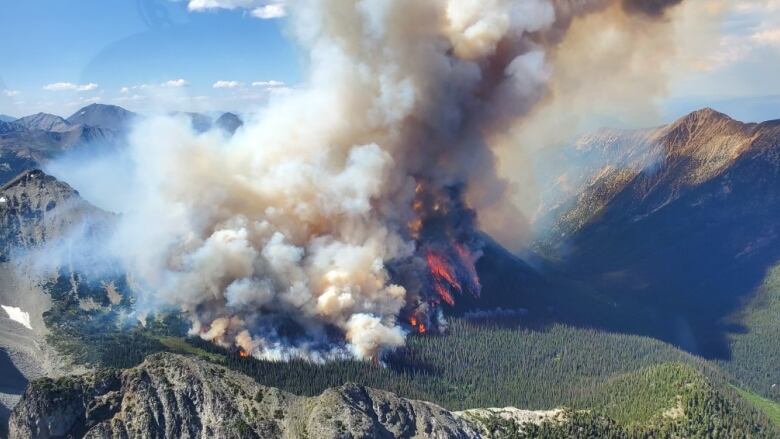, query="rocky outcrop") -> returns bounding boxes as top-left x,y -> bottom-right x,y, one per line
9,353 -> 482,439
0,170 -> 108,260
